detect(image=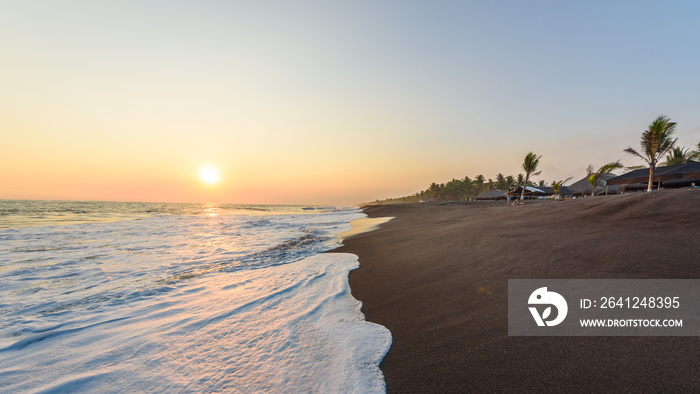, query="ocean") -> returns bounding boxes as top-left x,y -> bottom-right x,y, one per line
0,200 -> 391,393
